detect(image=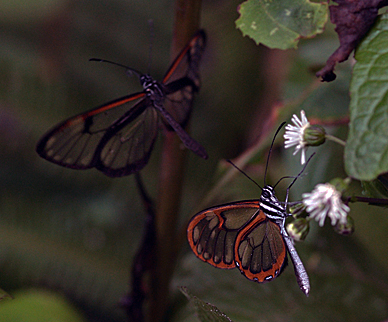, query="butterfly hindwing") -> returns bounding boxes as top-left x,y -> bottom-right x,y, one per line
234,213 -> 287,283
163,30 -> 206,128
94,98 -> 160,177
